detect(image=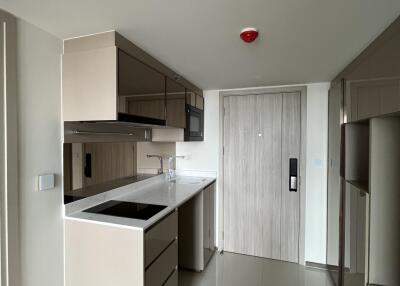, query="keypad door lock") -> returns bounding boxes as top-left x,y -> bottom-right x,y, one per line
289,158 -> 298,192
